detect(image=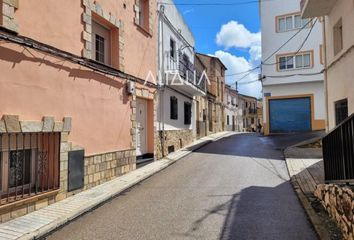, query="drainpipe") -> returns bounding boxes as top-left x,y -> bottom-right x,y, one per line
158,4 -> 166,157
322,17 -> 329,132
